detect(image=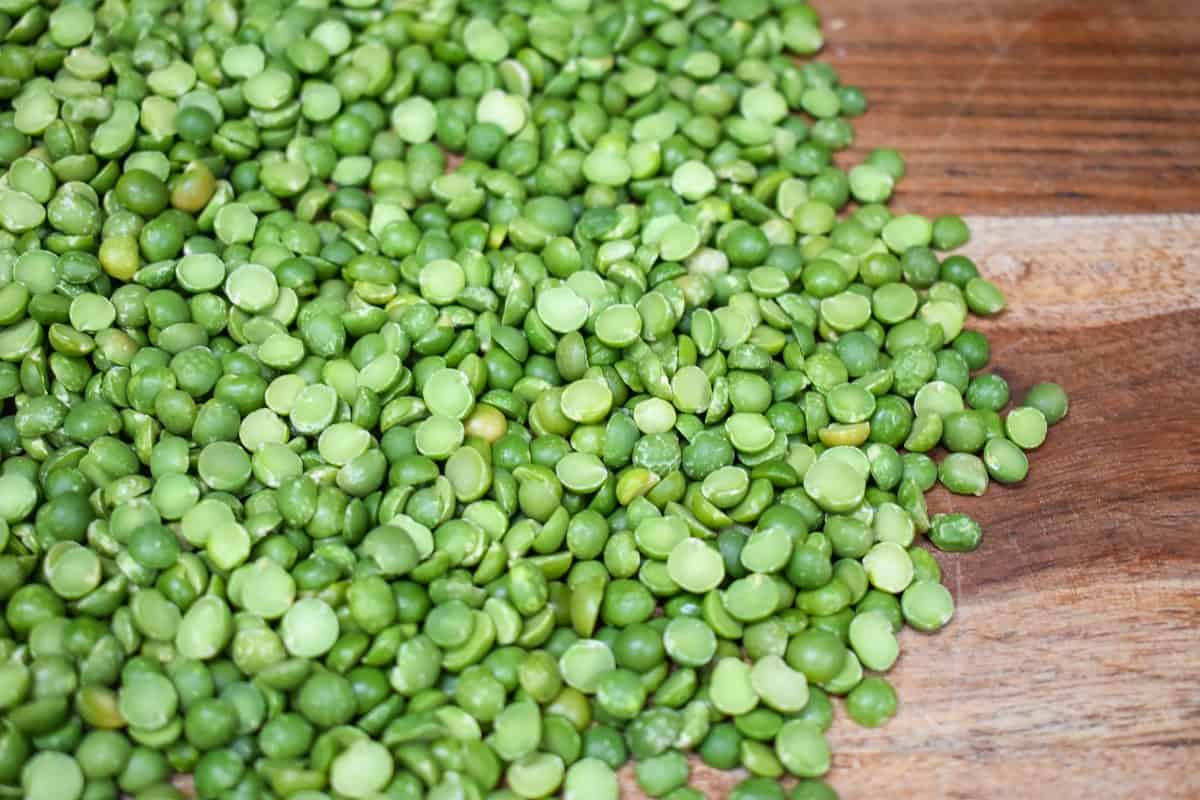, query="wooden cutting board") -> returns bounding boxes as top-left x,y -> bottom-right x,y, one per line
626,1 -> 1200,797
